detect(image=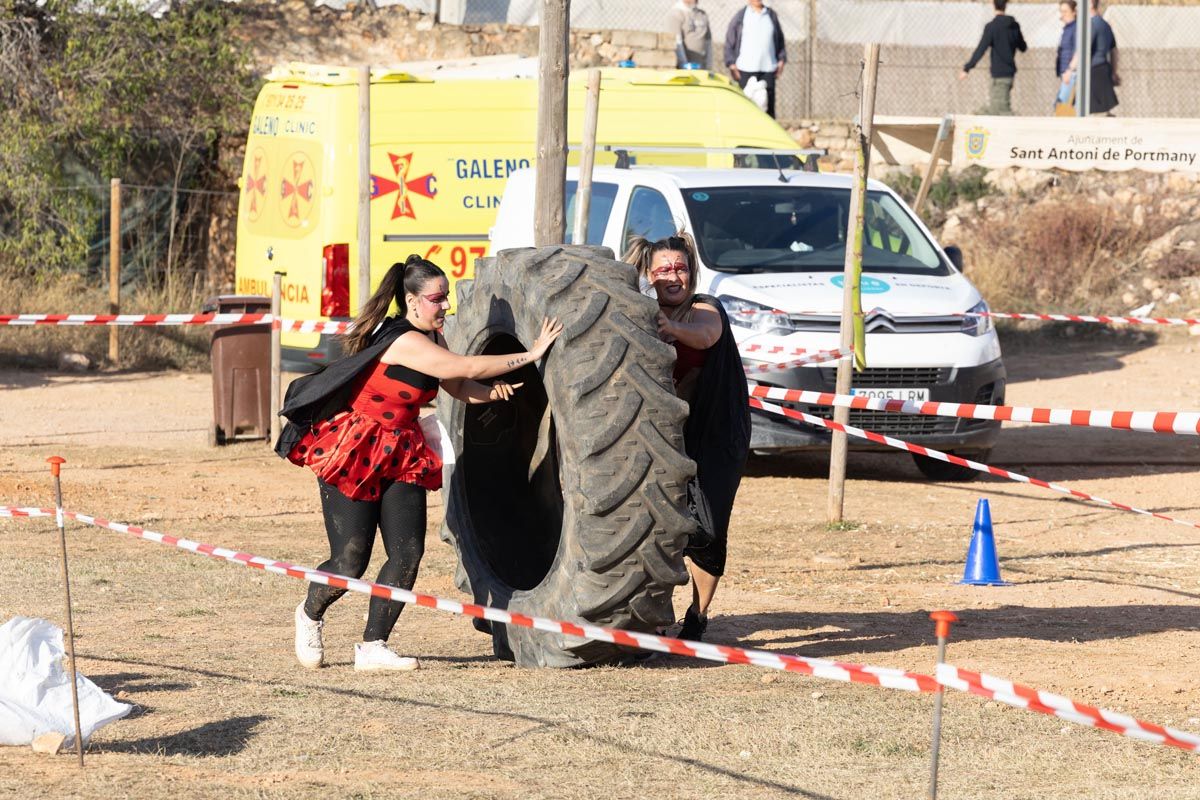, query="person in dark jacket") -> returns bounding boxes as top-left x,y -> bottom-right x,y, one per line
724,0 -> 787,118
958,0 -> 1027,115
1054,0 -> 1078,109
278,255 -> 561,671
625,233 -> 751,642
